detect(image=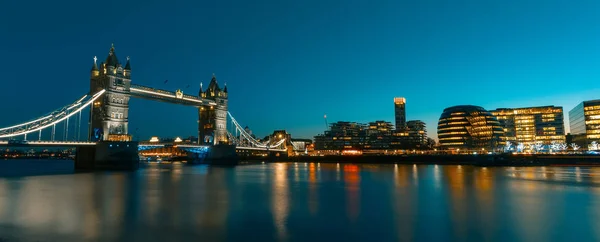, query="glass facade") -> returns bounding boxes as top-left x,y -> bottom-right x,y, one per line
314,120 -> 428,154
407,120 -> 427,145
569,102 -> 586,135
490,106 -> 565,146
568,100 -> 600,147
437,105 -> 504,150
